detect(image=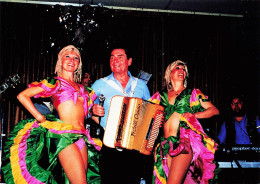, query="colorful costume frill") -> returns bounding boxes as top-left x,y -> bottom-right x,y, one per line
153,89 -> 218,184
2,78 -> 102,184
